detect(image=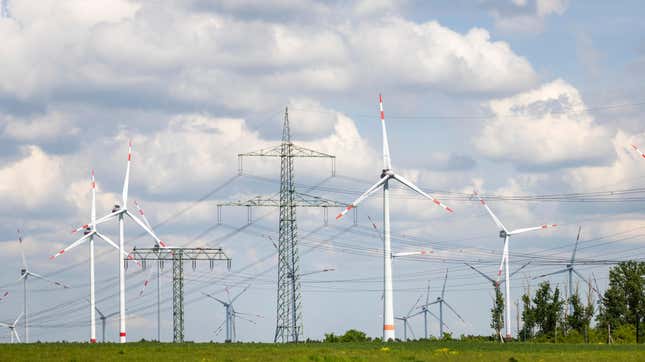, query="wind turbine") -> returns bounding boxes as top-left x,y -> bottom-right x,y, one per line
17,230 -> 70,343
534,226 -> 587,315
0,313 -> 23,343
95,306 -> 119,343
474,191 -> 556,339
395,296 -> 420,341
202,285 -> 260,343
419,269 -> 463,337
91,142 -> 167,343
50,170 -> 127,343
336,95 -> 453,341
